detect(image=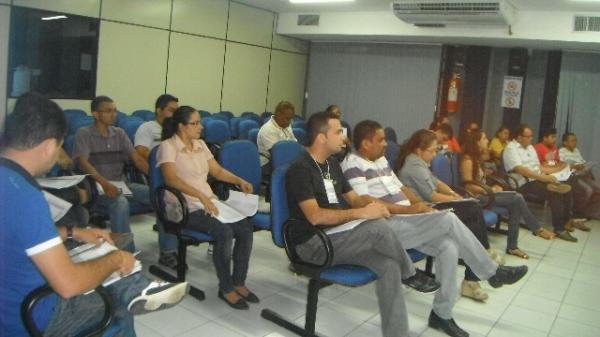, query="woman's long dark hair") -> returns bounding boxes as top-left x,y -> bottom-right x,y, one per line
460,130 -> 484,181
161,105 -> 197,140
395,129 -> 437,172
